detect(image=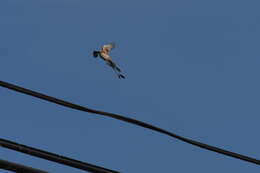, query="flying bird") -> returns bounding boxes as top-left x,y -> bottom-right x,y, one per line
93,43 -> 125,79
